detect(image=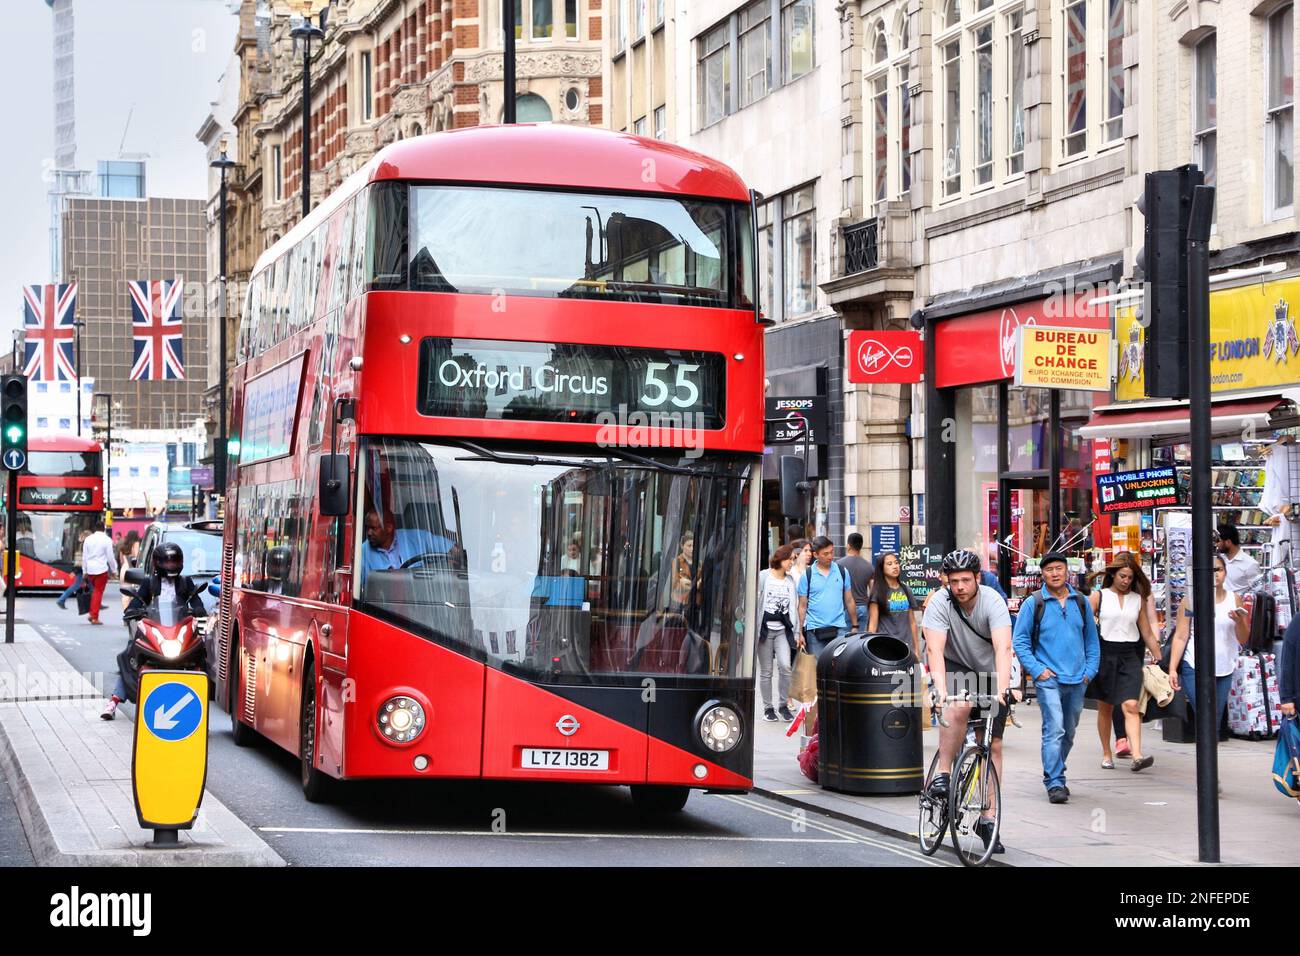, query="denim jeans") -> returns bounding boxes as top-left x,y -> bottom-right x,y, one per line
1036,677 -> 1086,791
757,631 -> 793,709
1178,661 -> 1233,730
806,627 -> 849,660
855,604 -> 869,633
58,572 -> 83,604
